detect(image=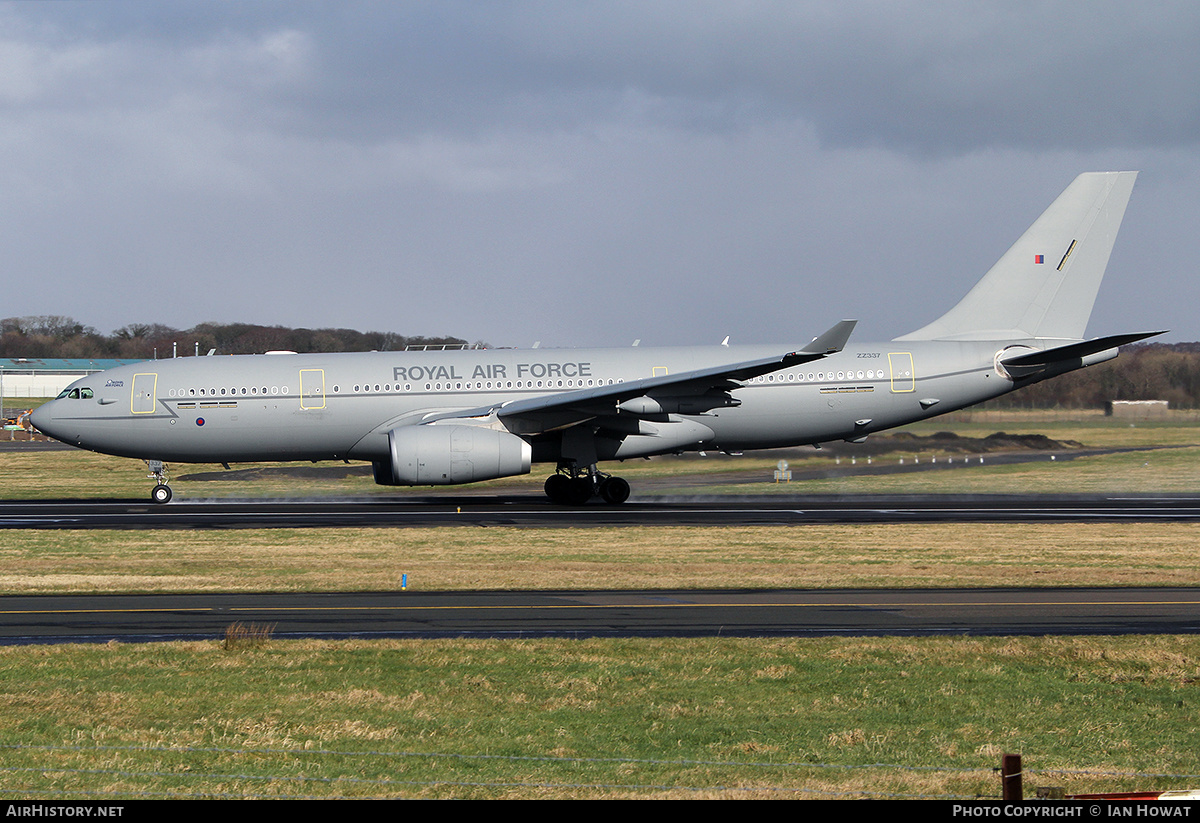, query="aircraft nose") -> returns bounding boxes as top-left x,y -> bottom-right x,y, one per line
28,403 -> 57,438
